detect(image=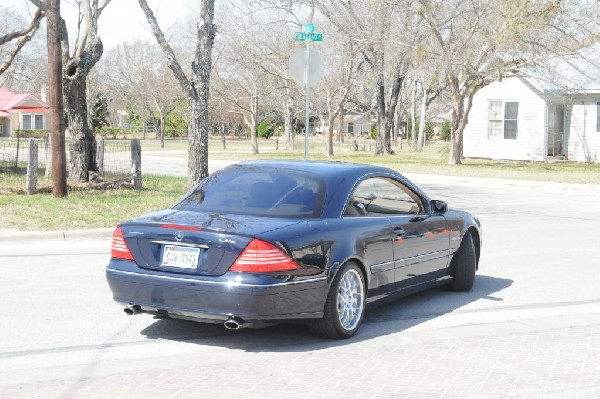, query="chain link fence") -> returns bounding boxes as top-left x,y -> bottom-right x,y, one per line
0,137 -> 141,194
